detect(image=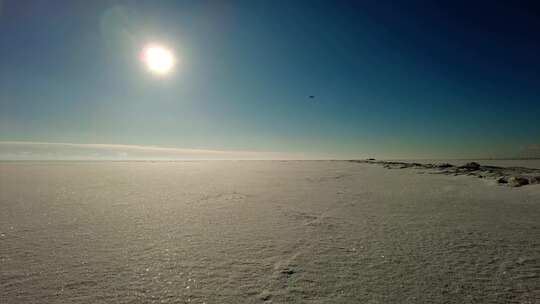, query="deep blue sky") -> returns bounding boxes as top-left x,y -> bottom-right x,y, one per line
1,0 -> 539,159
